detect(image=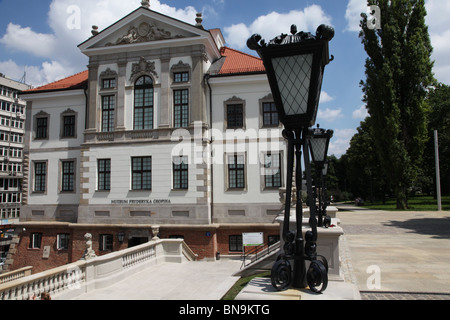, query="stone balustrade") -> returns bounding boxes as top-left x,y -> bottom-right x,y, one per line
0,239 -> 197,300
0,267 -> 33,285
